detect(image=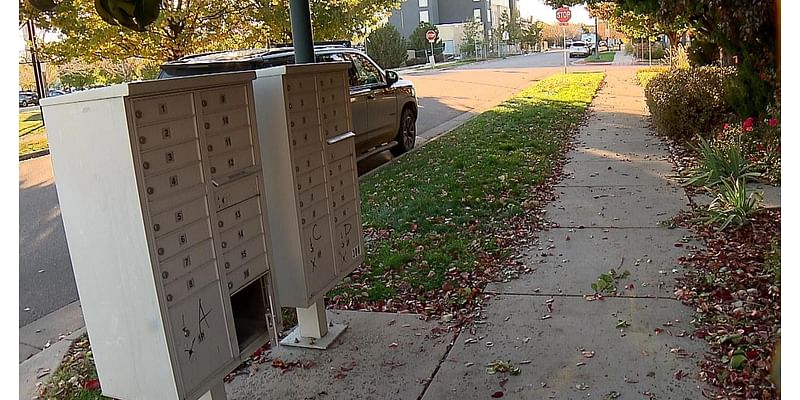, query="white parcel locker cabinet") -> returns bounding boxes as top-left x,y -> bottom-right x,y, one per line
41,71 -> 280,400
253,63 -> 365,344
